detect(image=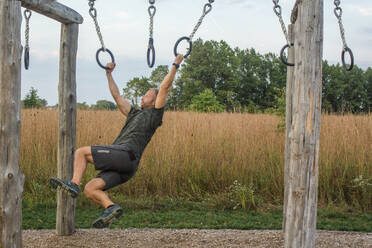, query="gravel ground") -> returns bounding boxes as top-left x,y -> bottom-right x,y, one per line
23,229 -> 372,248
